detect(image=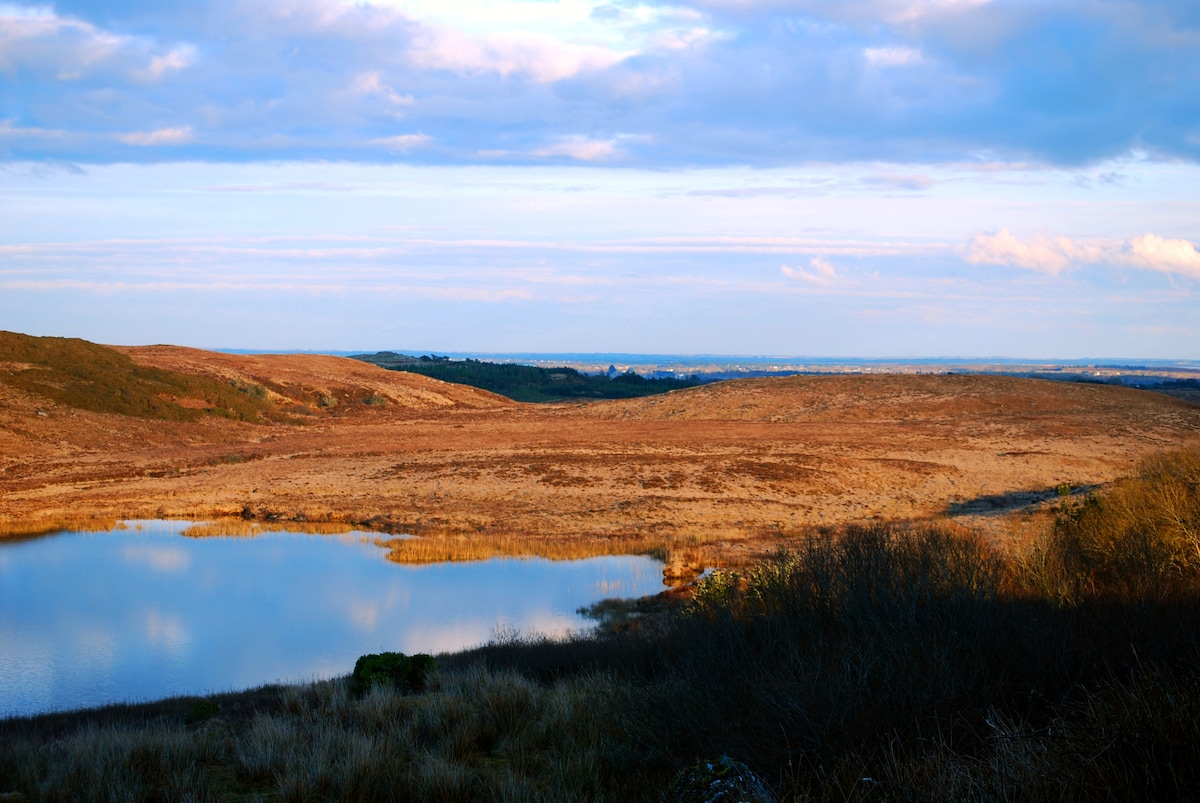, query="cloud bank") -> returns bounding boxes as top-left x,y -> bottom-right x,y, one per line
2,0 -> 1198,165
968,229 -> 1200,279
